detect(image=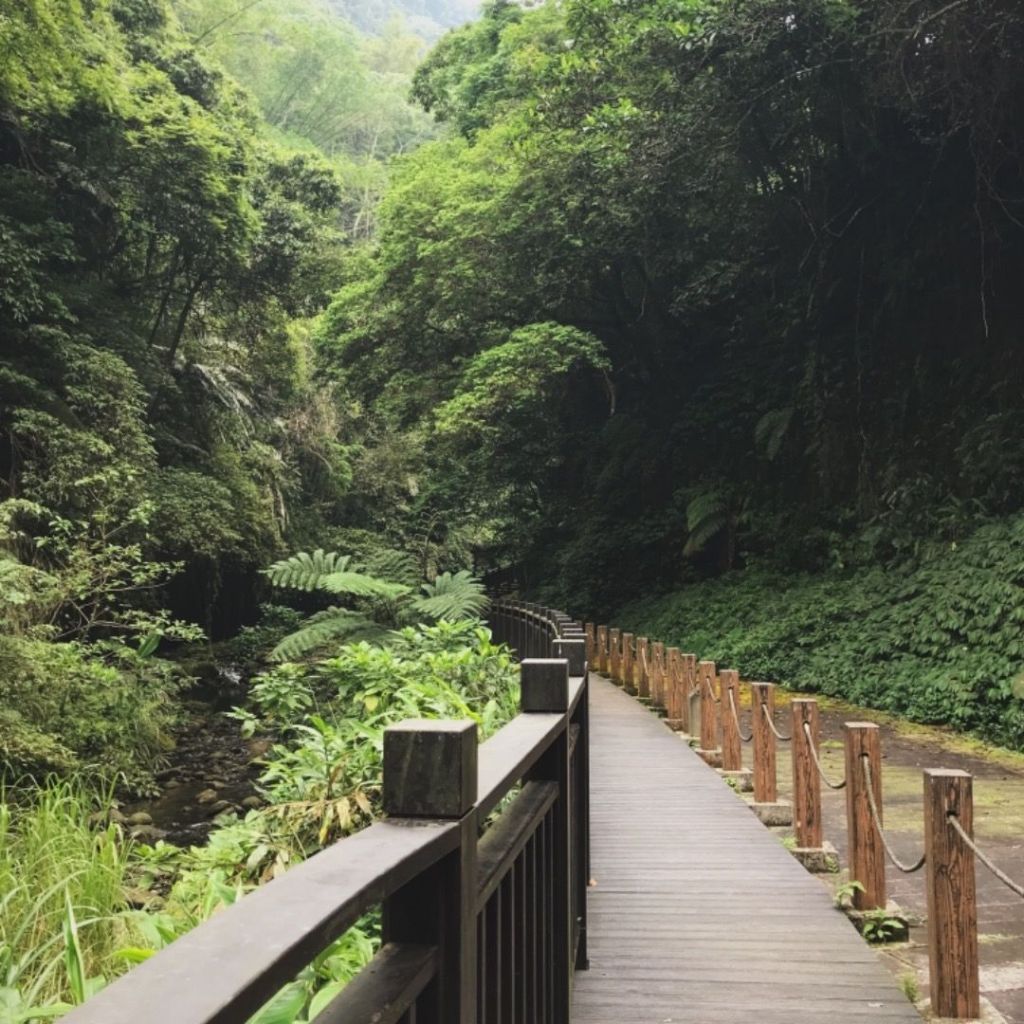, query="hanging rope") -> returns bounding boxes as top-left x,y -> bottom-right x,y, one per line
947,814 -> 1024,899
761,702 -> 791,741
861,757 -> 927,874
727,688 -> 753,743
802,722 -> 846,790
704,674 -> 721,706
